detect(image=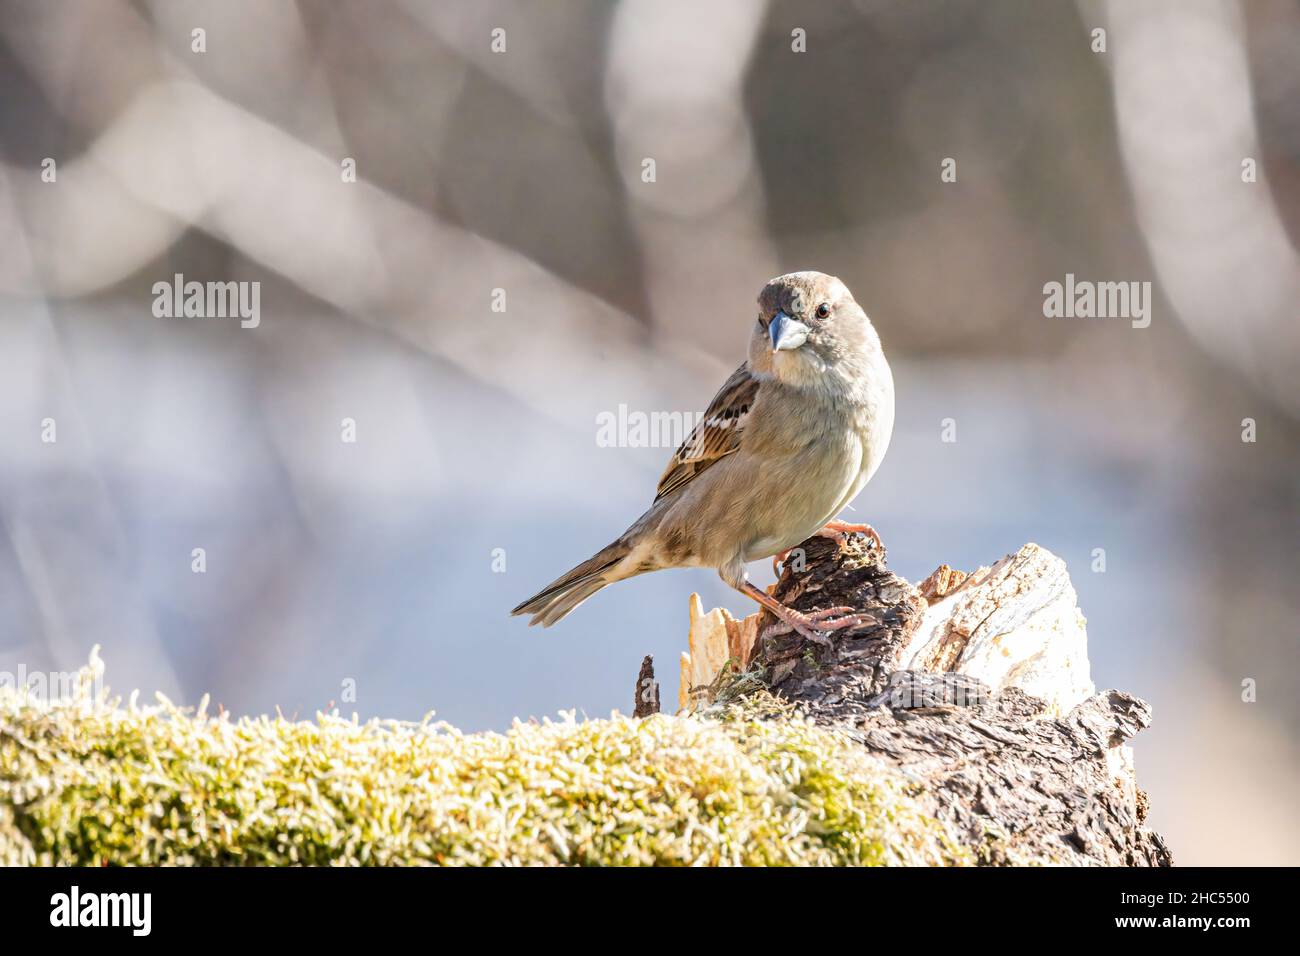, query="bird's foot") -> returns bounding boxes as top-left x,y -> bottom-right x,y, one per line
757,603 -> 878,649
804,606 -> 878,631
818,520 -> 882,551
773,522 -> 881,577
760,618 -> 829,648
